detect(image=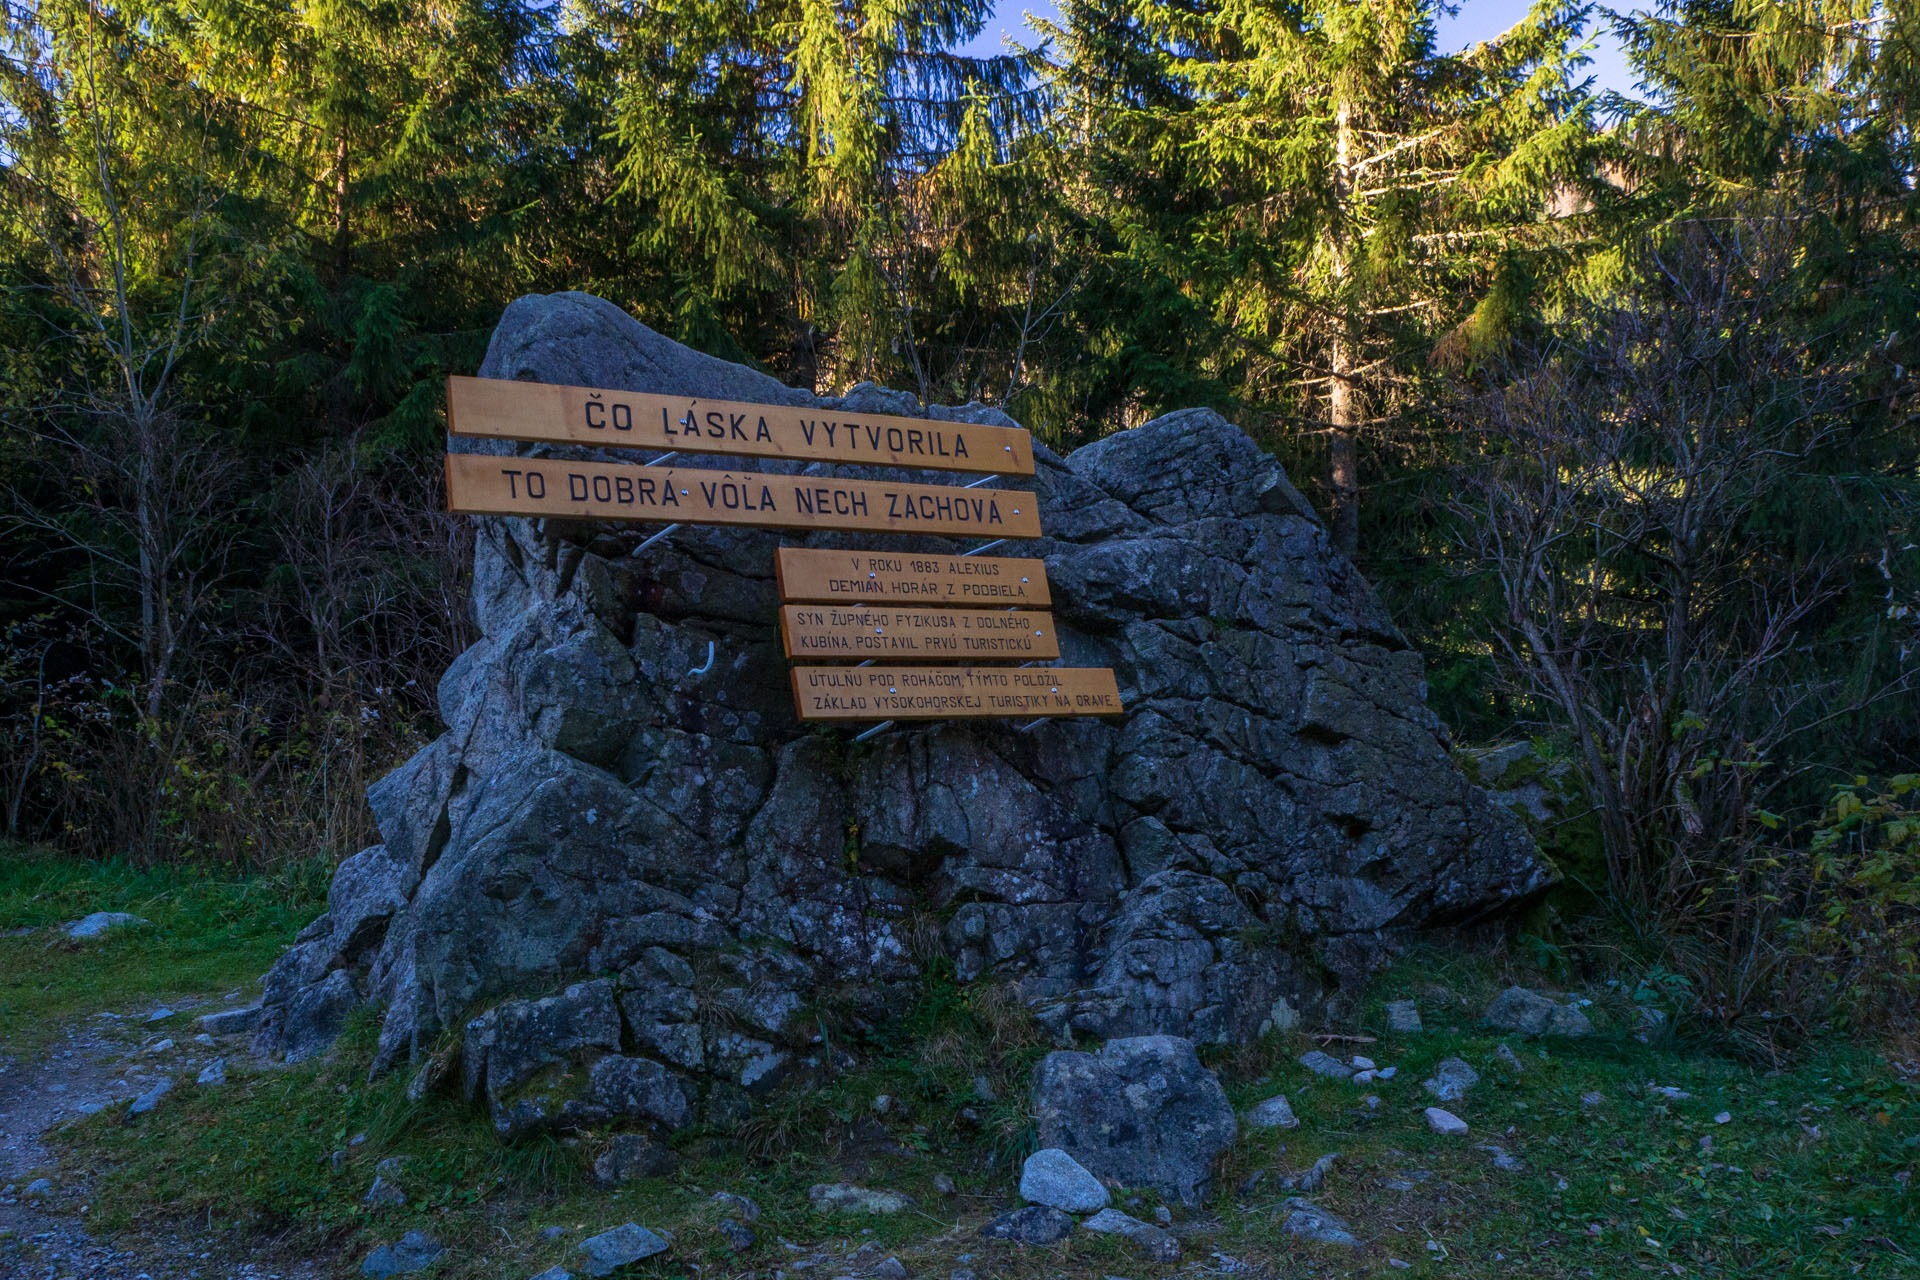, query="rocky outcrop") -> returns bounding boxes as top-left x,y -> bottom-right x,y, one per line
250,290 -> 1546,1136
